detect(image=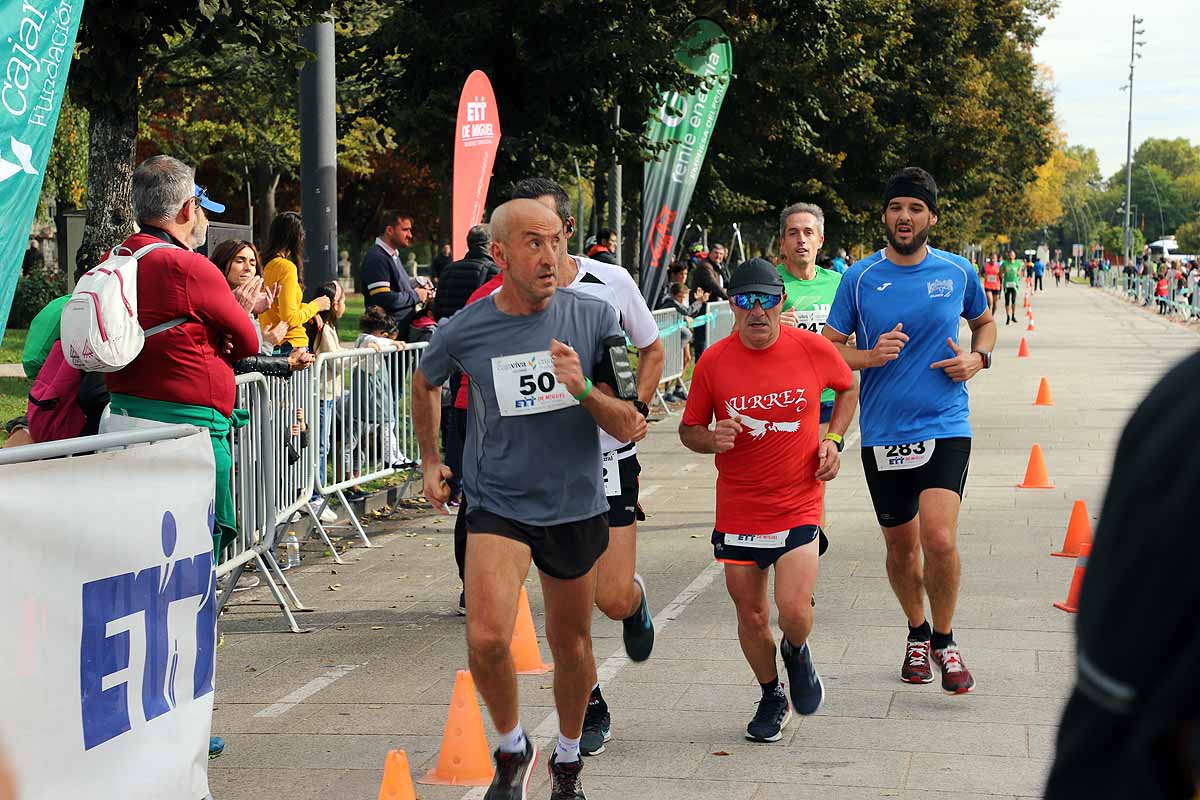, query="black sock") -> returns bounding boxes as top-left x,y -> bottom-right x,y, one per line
930,629 -> 954,651
907,620 -> 931,642
589,684 -> 606,709
760,677 -> 781,696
